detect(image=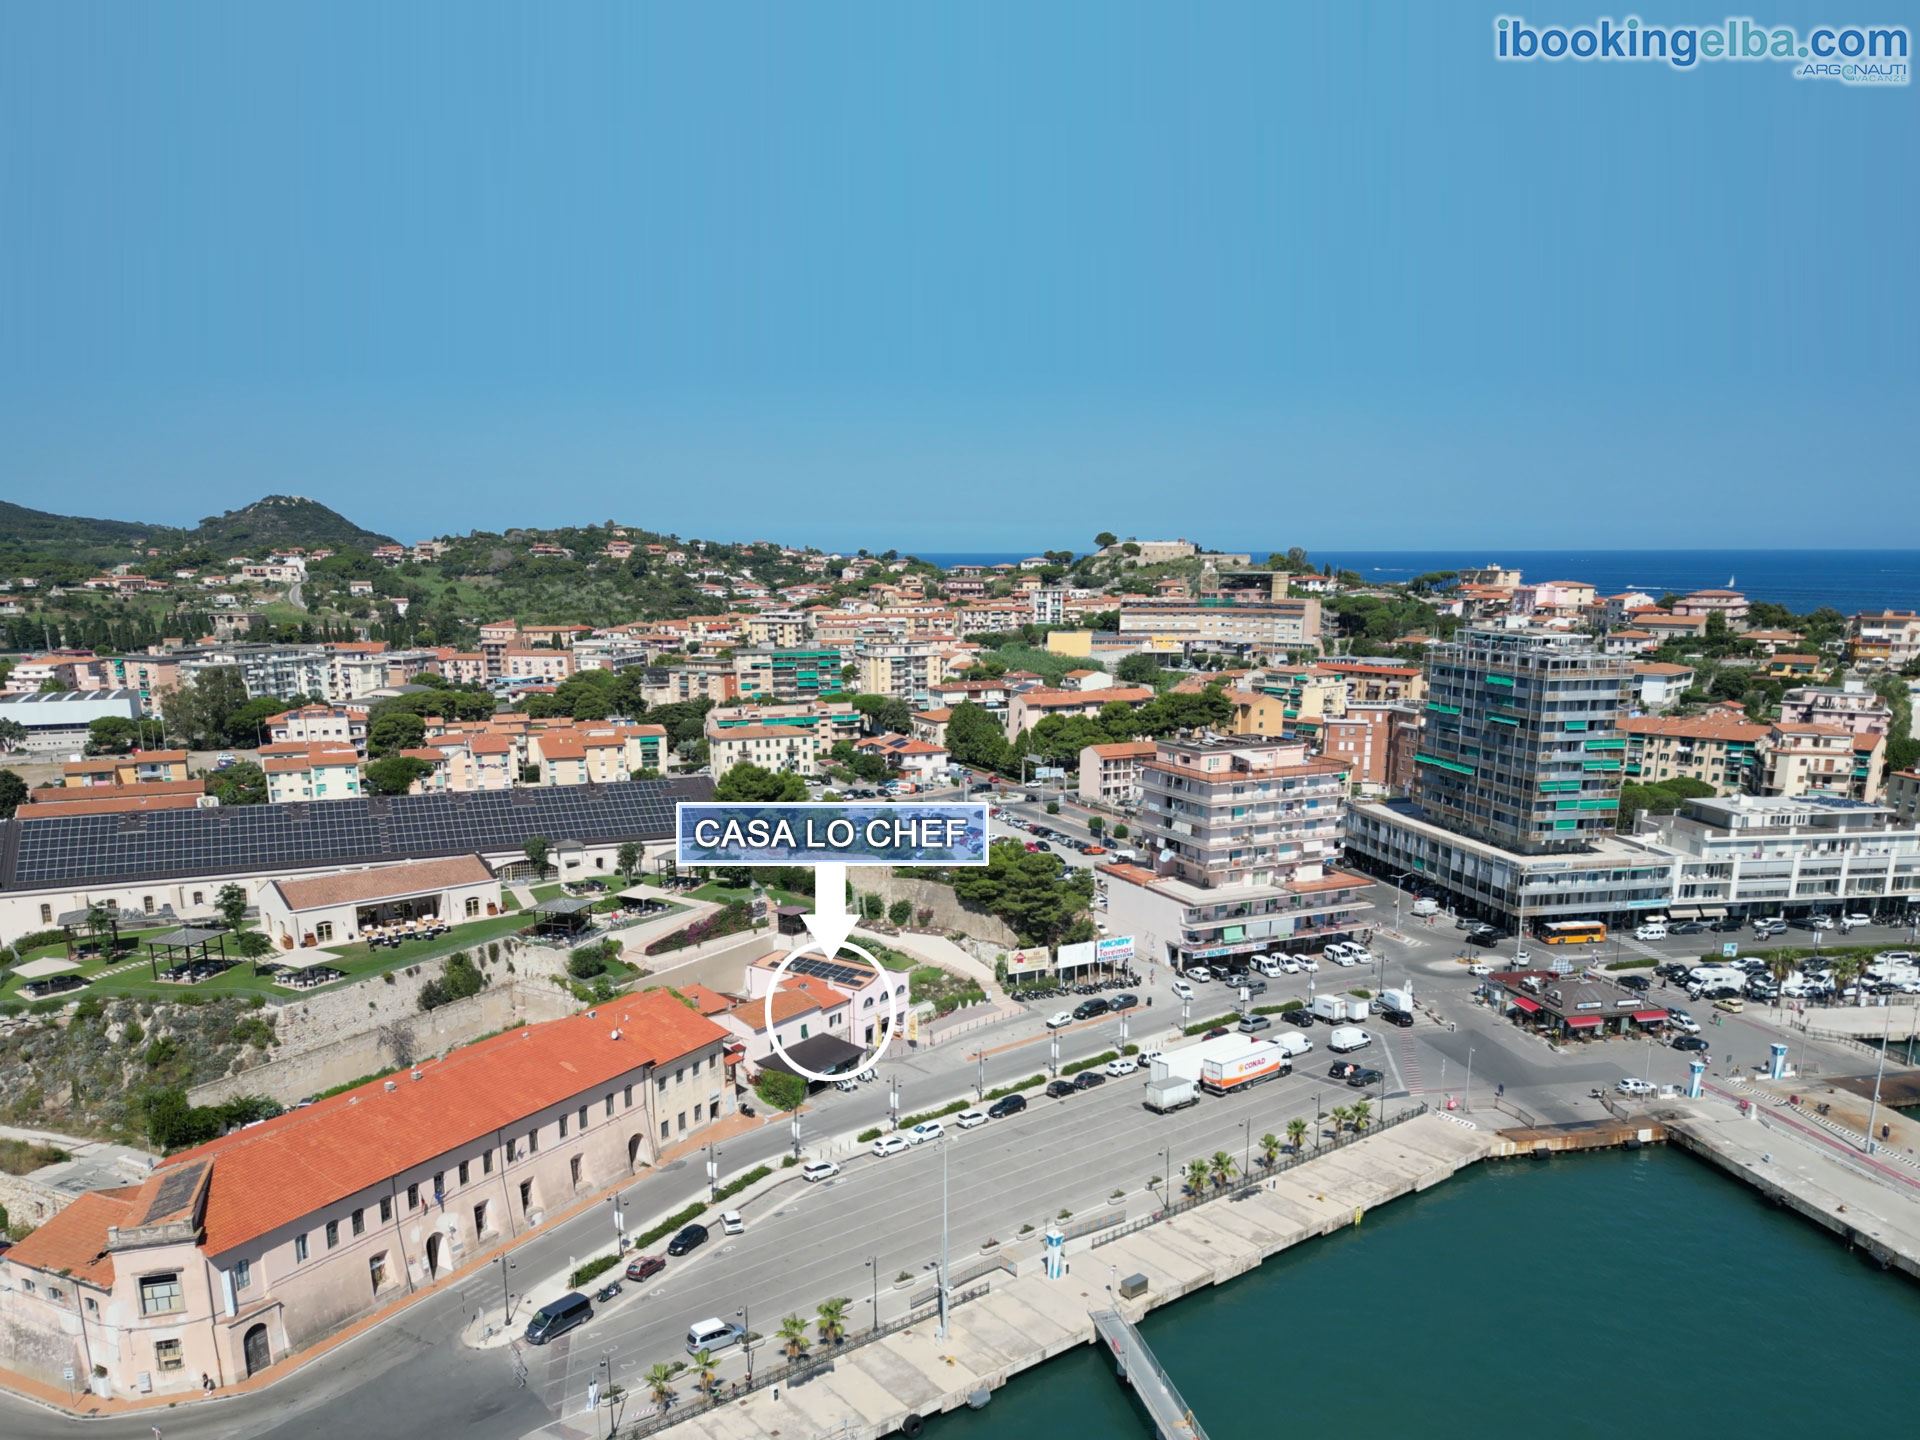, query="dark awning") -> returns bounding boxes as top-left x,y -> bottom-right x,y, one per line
531,897 -> 597,915
759,1033 -> 869,1080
